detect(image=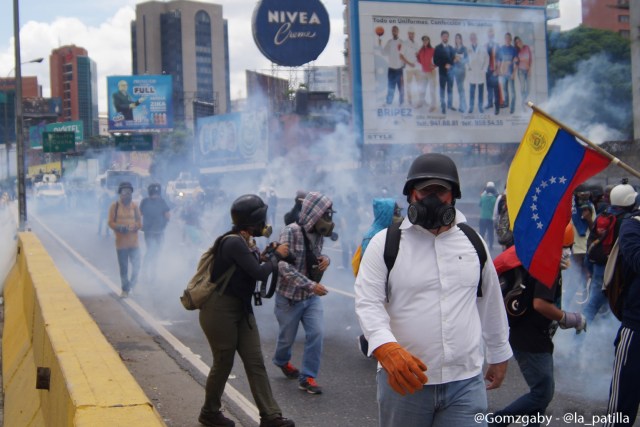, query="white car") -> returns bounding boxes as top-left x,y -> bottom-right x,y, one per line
166,179 -> 203,205
34,181 -> 67,209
